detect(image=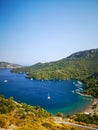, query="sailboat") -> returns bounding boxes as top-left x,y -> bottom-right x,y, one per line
4,80 -> 8,83
47,94 -> 51,100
